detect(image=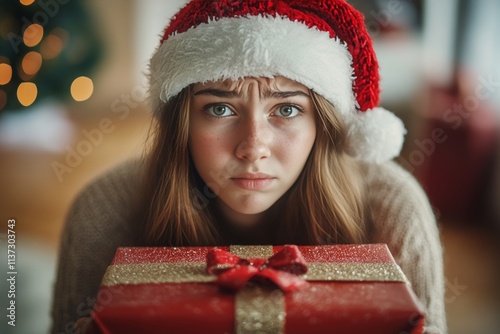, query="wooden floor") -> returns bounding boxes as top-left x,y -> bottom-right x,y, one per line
0,106 -> 499,334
